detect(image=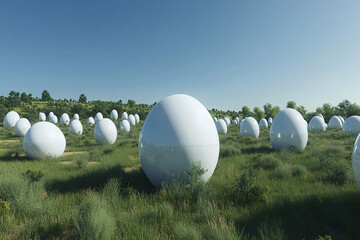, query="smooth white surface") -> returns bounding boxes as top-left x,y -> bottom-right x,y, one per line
87,117 -> 95,126
94,118 -> 117,144
317,113 -> 324,120
268,118 -> 273,125
352,134 -> 360,188
259,118 -> 268,129
309,116 -> 326,132
139,94 -> 219,188
69,119 -> 83,135
23,122 -> 66,159
95,112 -> 103,122
135,114 -> 140,123
60,113 -> 70,126
235,117 -> 240,123
128,114 -> 136,126
73,113 -> 79,120
328,116 -> 342,129
240,117 -> 260,138
50,115 -> 58,124
213,117 -> 217,123
48,112 -> 54,118
110,109 -> 118,120
343,116 -> 360,136
122,112 -> 128,120
120,119 -> 131,132
223,117 -> 230,126
339,116 -> 345,124
270,108 -> 308,151
3,111 -> 20,129
39,112 -> 46,121
216,119 -> 227,134
14,118 -> 31,137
